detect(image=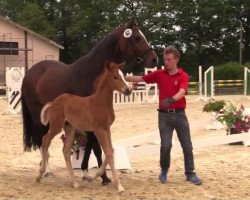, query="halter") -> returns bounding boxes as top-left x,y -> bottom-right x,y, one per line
128,38 -> 153,64
123,30 -> 154,65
